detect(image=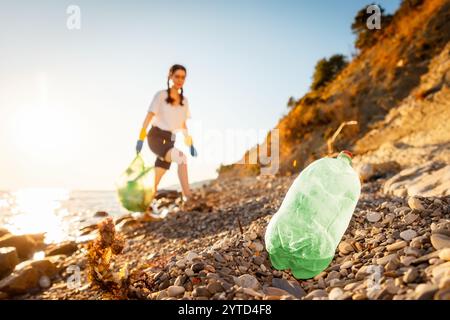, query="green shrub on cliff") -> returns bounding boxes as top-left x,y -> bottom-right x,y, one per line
311,54 -> 348,90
